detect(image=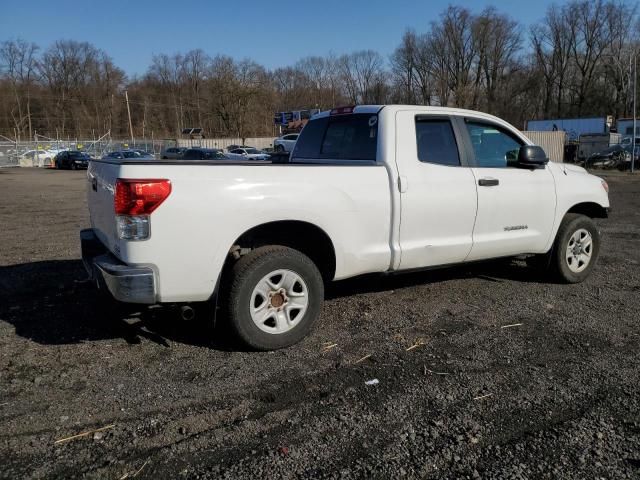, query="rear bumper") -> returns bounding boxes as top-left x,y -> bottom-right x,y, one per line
80,229 -> 156,304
